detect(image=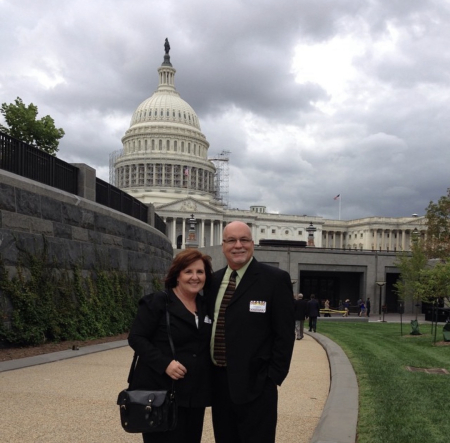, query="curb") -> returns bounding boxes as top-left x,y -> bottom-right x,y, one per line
0,340 -> 129,373
306,331 -> 358,443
